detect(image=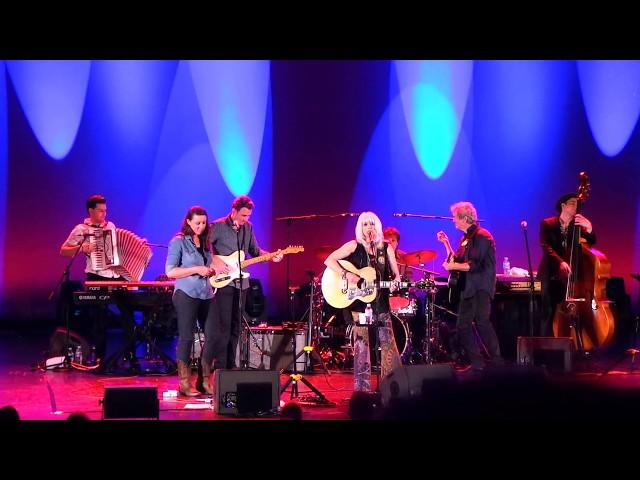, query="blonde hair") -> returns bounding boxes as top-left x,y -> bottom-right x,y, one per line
355,212 -> 384,248
450,201 -> 478,224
